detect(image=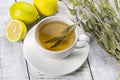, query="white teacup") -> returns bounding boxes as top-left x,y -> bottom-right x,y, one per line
33,16 -> 89,59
